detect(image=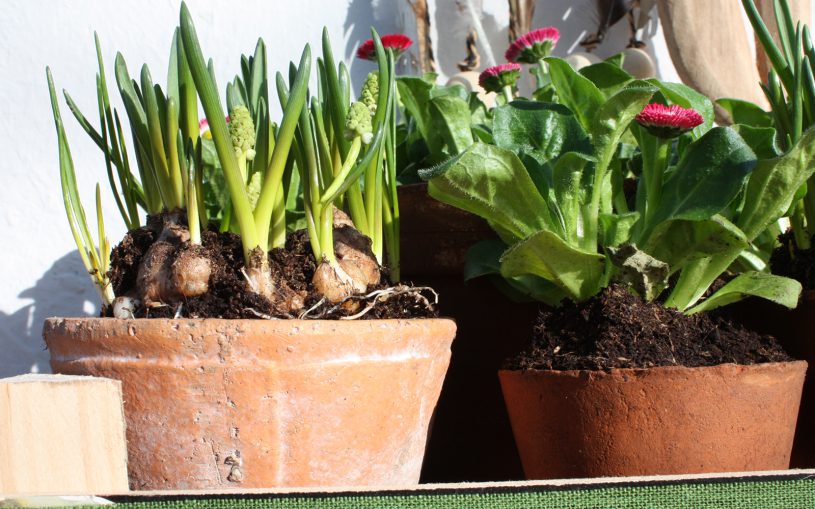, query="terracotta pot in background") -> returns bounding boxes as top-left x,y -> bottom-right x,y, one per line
400,182 -> 535,482
499,361 -> 807,480
728,291 -> 815,468
44,317 -> 456,490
